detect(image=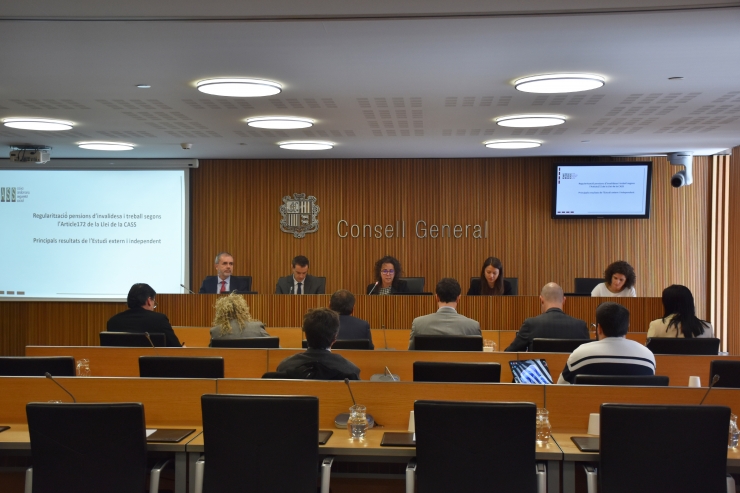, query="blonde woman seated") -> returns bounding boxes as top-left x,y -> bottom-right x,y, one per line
209,294 -> 269,346
647,284 -> 713,339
